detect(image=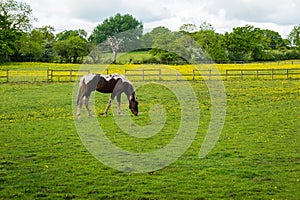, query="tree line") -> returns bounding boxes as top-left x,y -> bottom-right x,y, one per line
1,0 -> 300,64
